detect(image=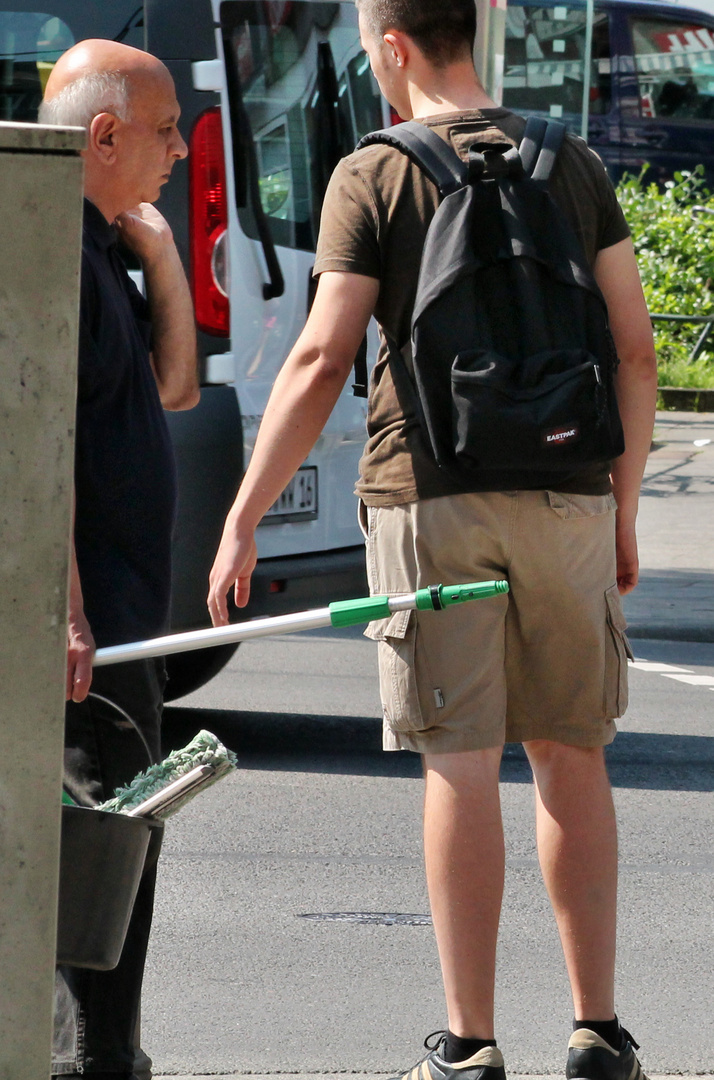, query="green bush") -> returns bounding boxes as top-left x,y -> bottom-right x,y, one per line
615,167 -> 714,388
